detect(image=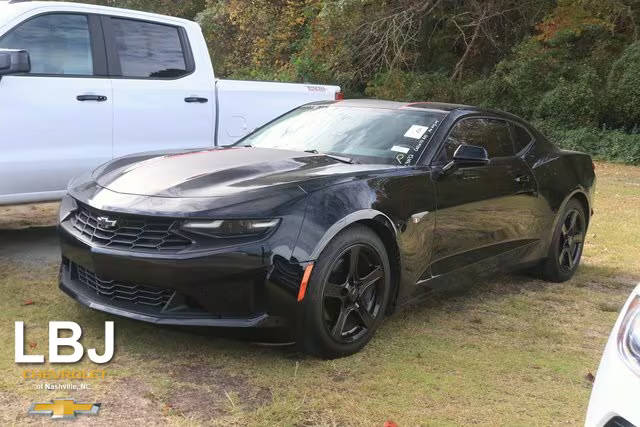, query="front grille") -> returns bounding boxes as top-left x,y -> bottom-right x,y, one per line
75,263 -> 174,309
71,204 -> 192,251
